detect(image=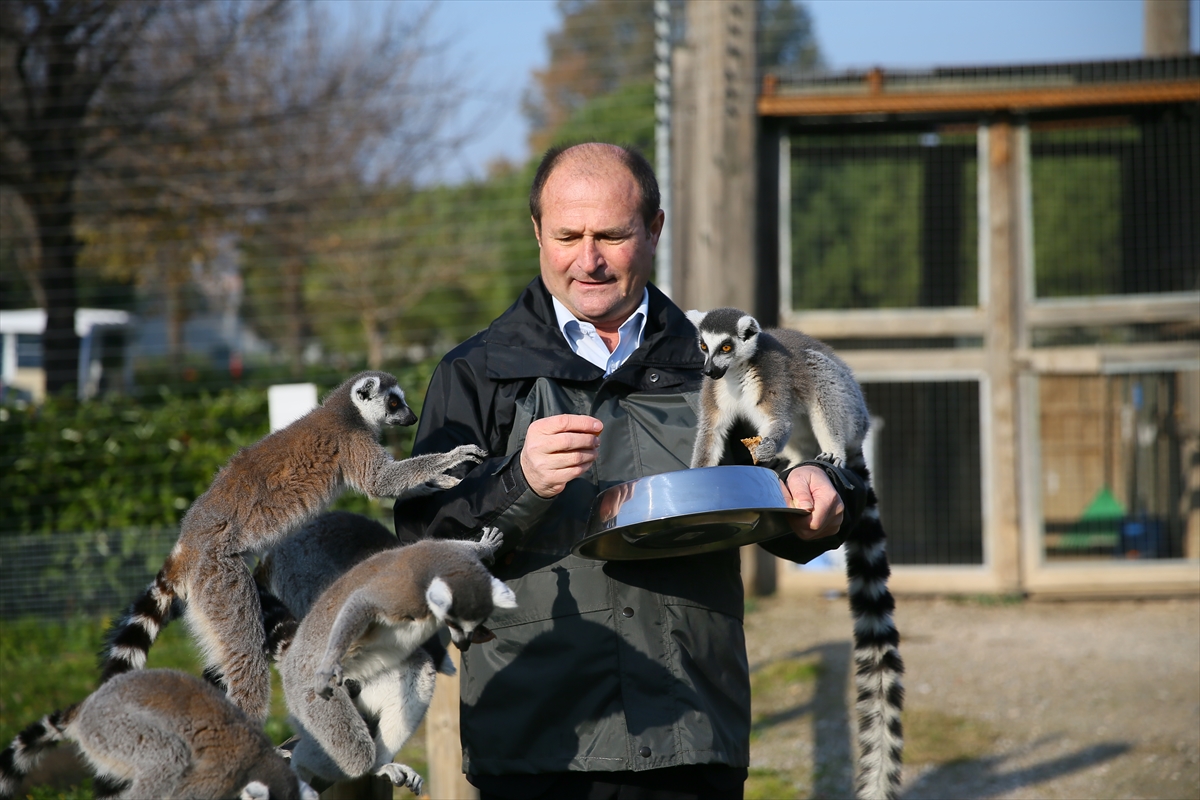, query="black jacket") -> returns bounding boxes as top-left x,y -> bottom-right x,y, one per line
395,278 -> 849,775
